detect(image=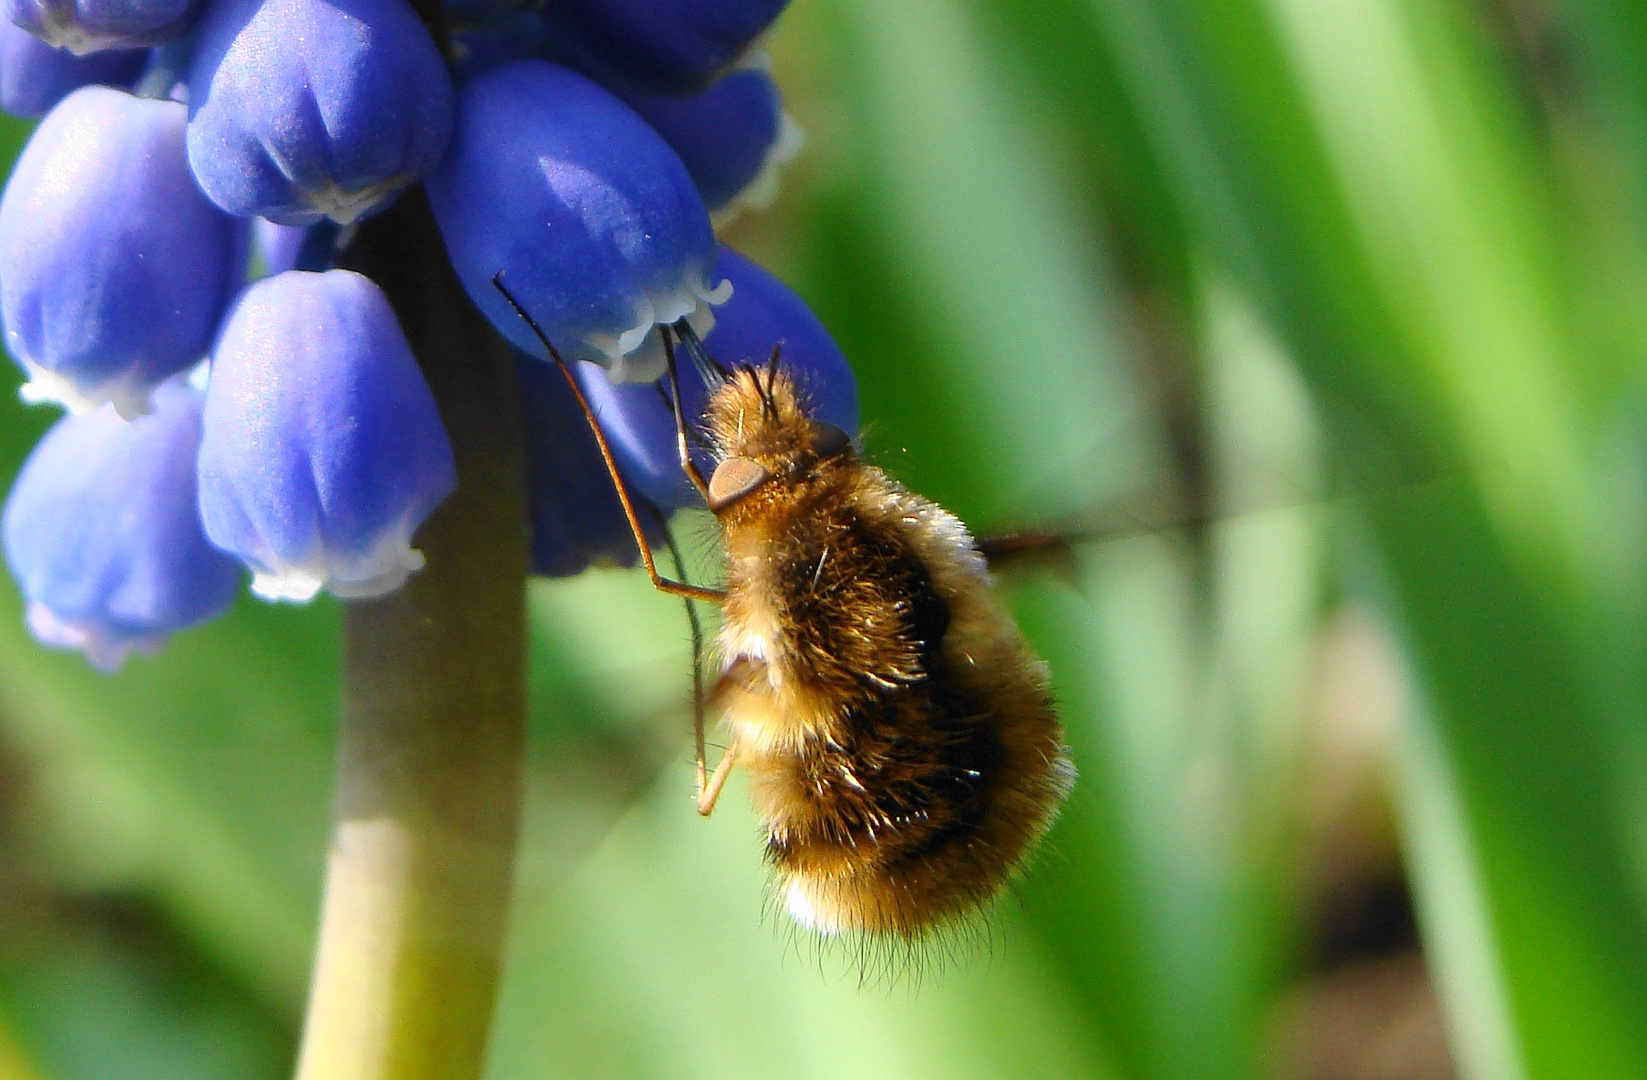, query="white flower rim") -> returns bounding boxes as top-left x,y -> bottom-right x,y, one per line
27,601 -> 167,672
586,274 -> 733,383
19,359 -> 161,421
297,177 -> 407,226
34,8 -> 103,55
246,523 -> 429,603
